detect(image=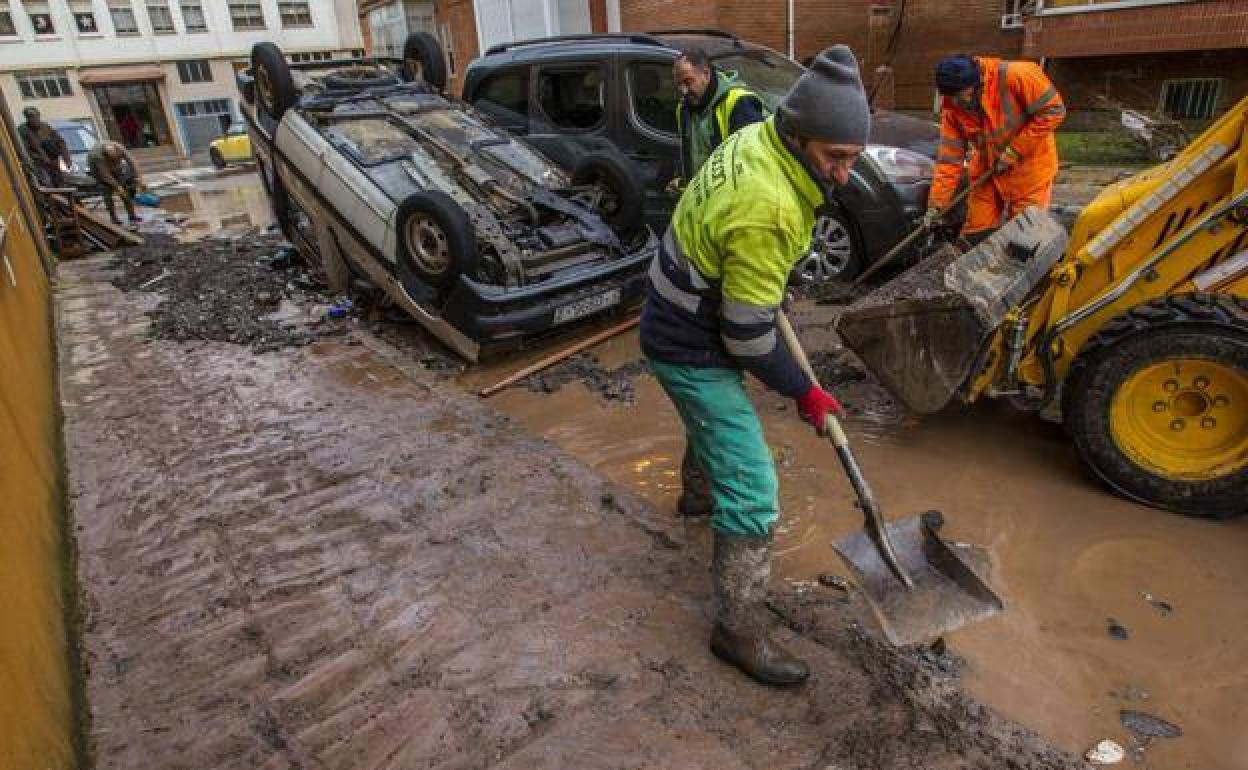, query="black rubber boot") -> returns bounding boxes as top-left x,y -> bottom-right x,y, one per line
676,445 -> 712,517
709,531 -> 810,686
